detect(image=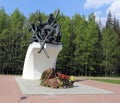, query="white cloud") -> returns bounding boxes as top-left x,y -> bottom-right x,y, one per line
107,0 -> 120,20
94,11 -> 103,17
84,0 -> 114,9
94,11 -> 103,21
84,0 -> 120,26
94,11 -> 106,26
